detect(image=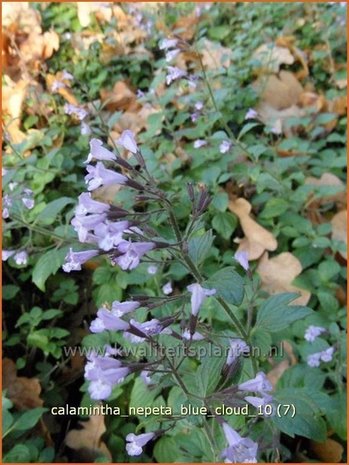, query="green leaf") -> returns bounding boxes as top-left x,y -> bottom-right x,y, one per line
250,327 -> 272,356
196,348 -> 225,395
154,436 -> 187,462
259,198 -> 289,219
3,285 -> 20,300
3,444 -> 31,463
256,293 -> 313,332
36,197 -> 74,225
208,25 -> 230,40
188,230 -> 214,266
14,408 -> 48,432
206,267 -> 244,305
273,388 -> 327,441
212,212 -> 237,239
32,248 -> 69,291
